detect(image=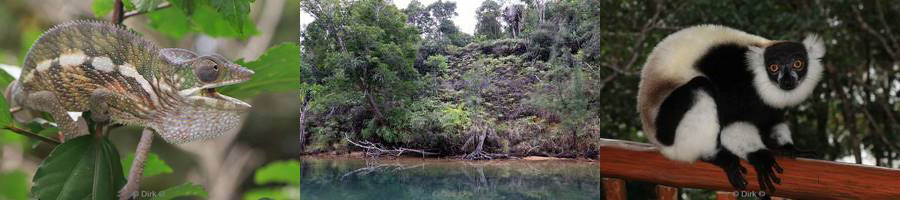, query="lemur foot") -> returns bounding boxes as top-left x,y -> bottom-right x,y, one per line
709,151 -> 748,190
748,150 -> 782,194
